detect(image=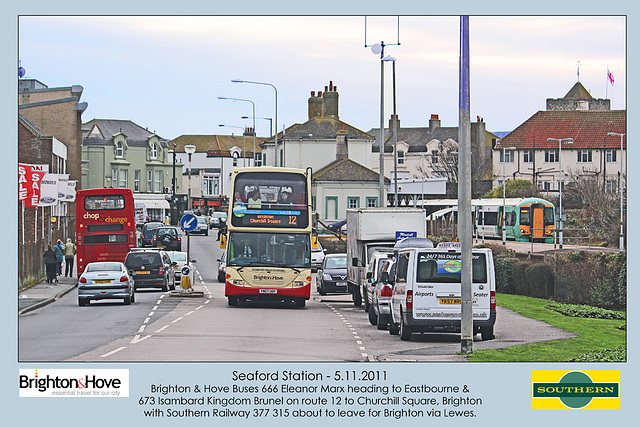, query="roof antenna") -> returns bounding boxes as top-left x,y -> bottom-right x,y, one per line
576,60 -> 581,82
